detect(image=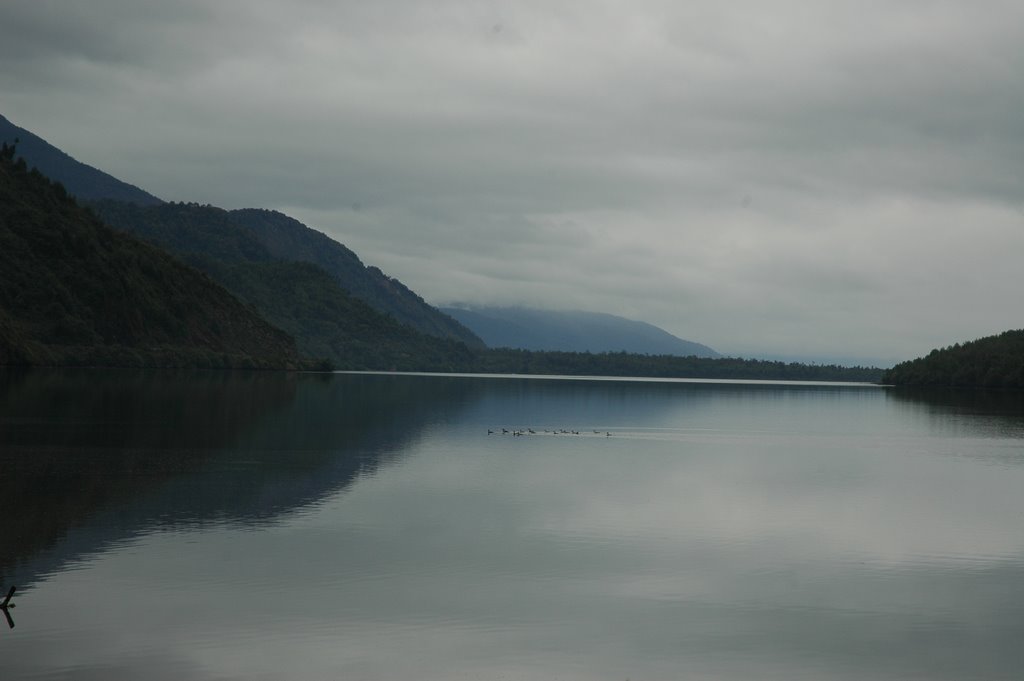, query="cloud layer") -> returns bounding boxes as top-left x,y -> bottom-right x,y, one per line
3,0 -> 1023,364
